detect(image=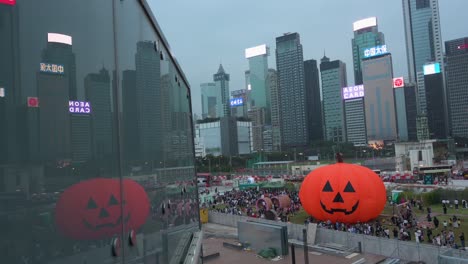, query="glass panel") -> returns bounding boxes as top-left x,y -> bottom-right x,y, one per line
114,1 -> 199,263
0,1 -> 122,263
